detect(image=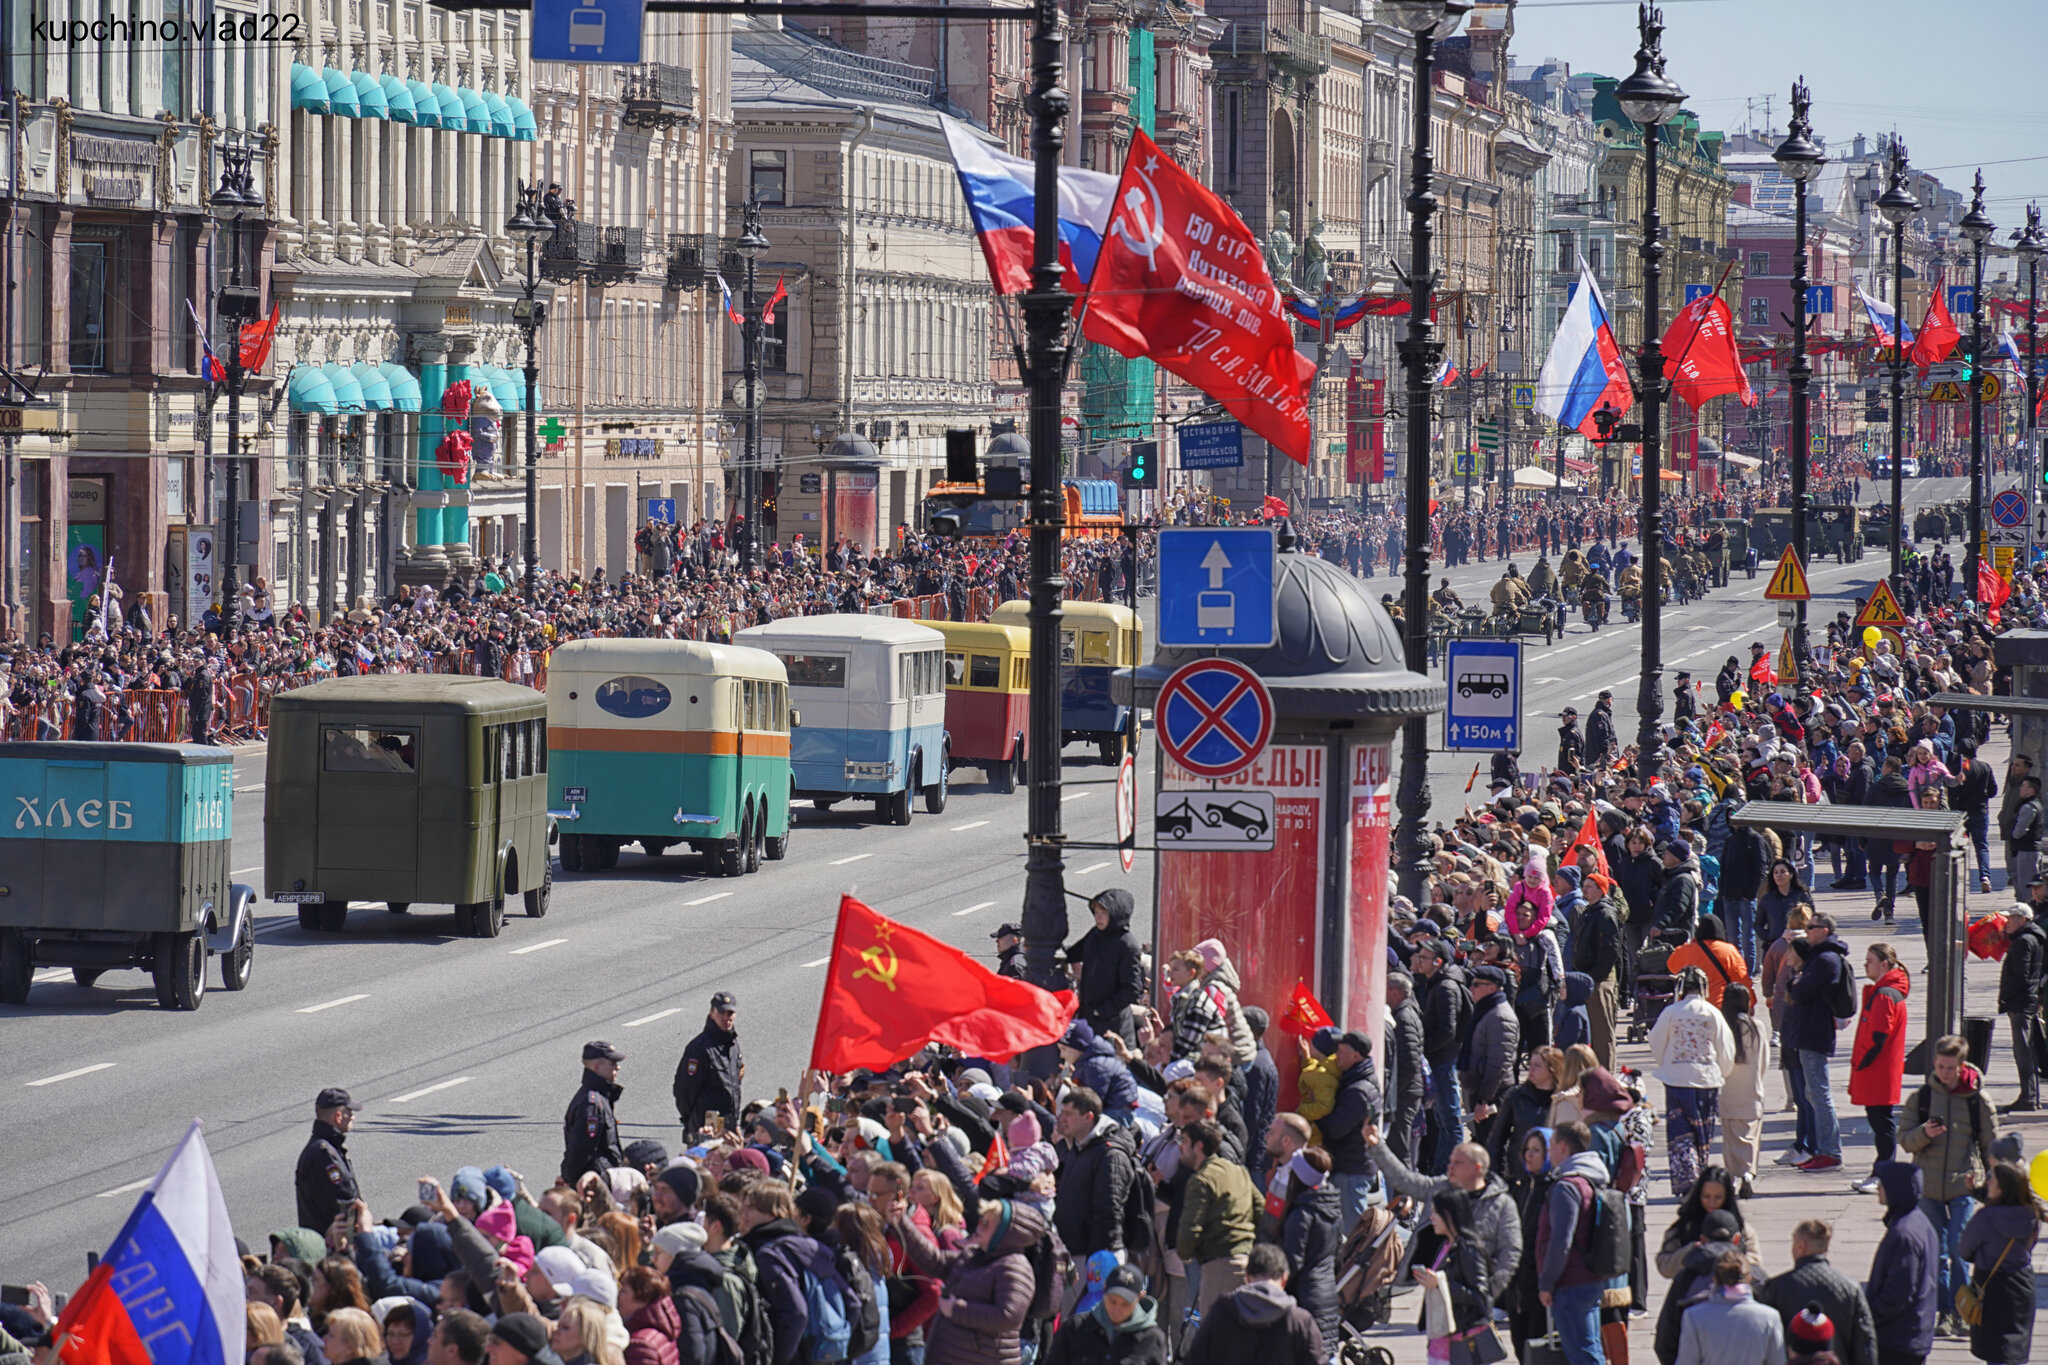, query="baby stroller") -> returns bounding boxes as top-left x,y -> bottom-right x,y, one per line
1333,1203 -> 1404,1340
1627,928 -> 1688,1043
